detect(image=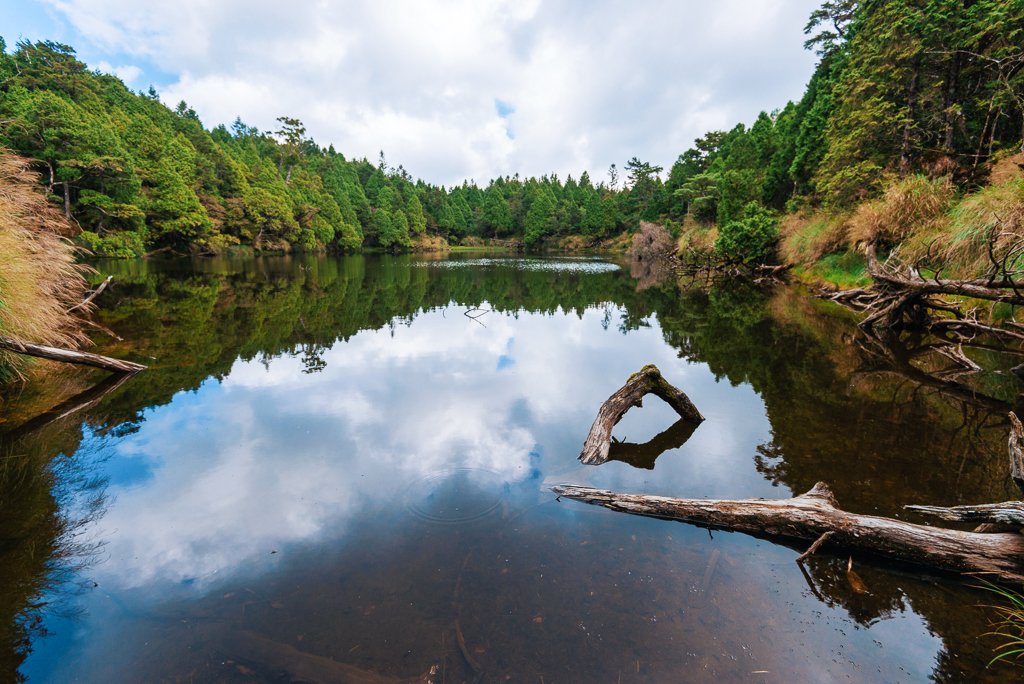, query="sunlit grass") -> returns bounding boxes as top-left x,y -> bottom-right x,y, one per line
0,151 -> 90,379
